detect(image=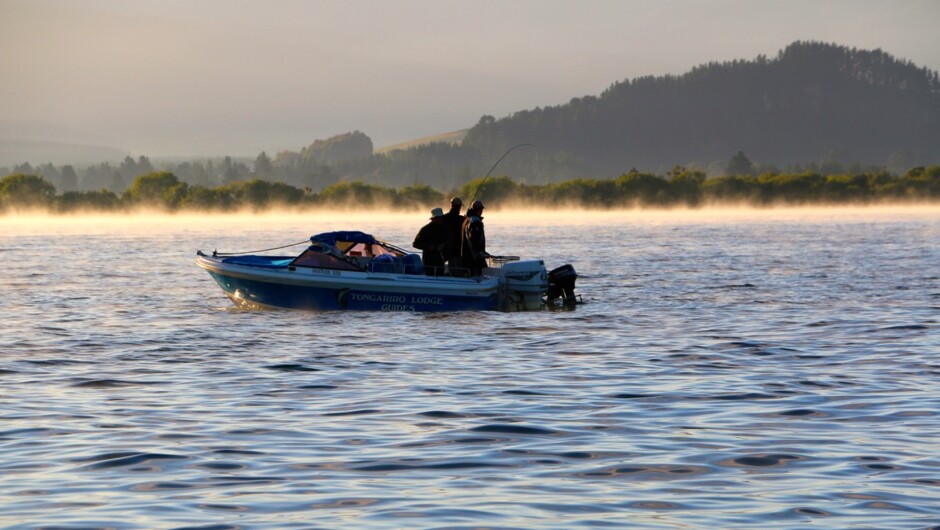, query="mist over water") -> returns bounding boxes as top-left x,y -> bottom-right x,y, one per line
3,204 -> 938,232
1,207 -> 938,528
